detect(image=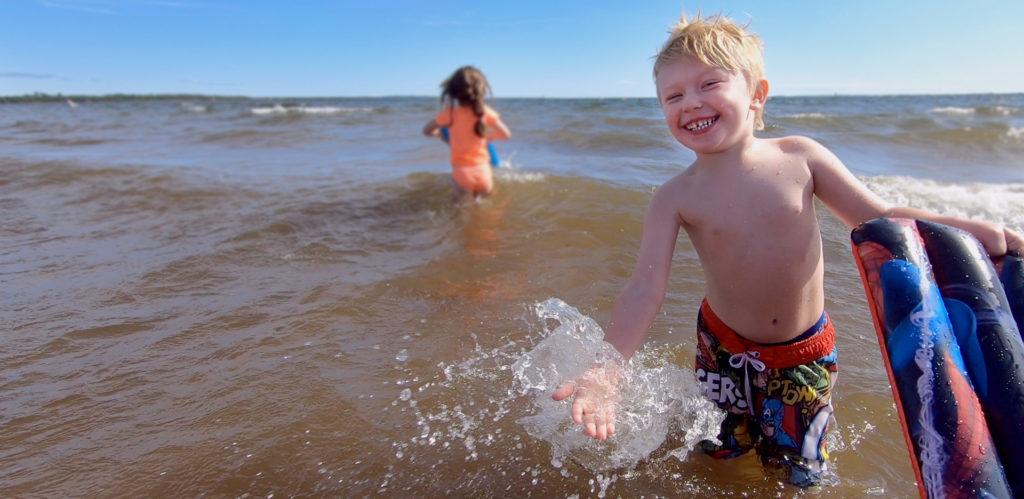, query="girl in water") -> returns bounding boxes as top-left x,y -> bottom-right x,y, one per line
423,66 -> 511,197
